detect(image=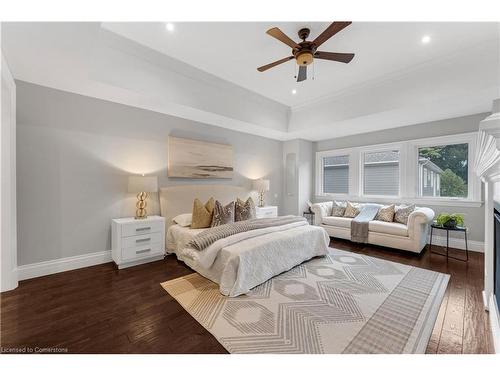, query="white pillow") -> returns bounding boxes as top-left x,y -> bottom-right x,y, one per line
172,213 -> 192,227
